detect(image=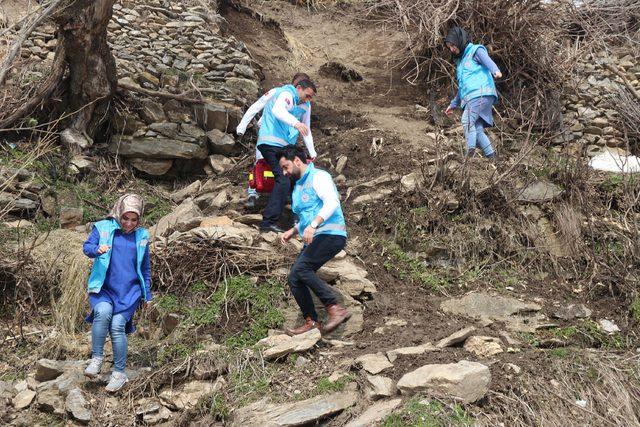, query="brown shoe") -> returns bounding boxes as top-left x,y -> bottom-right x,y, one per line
322,304 -> 351,334
285,317 -> 320,336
